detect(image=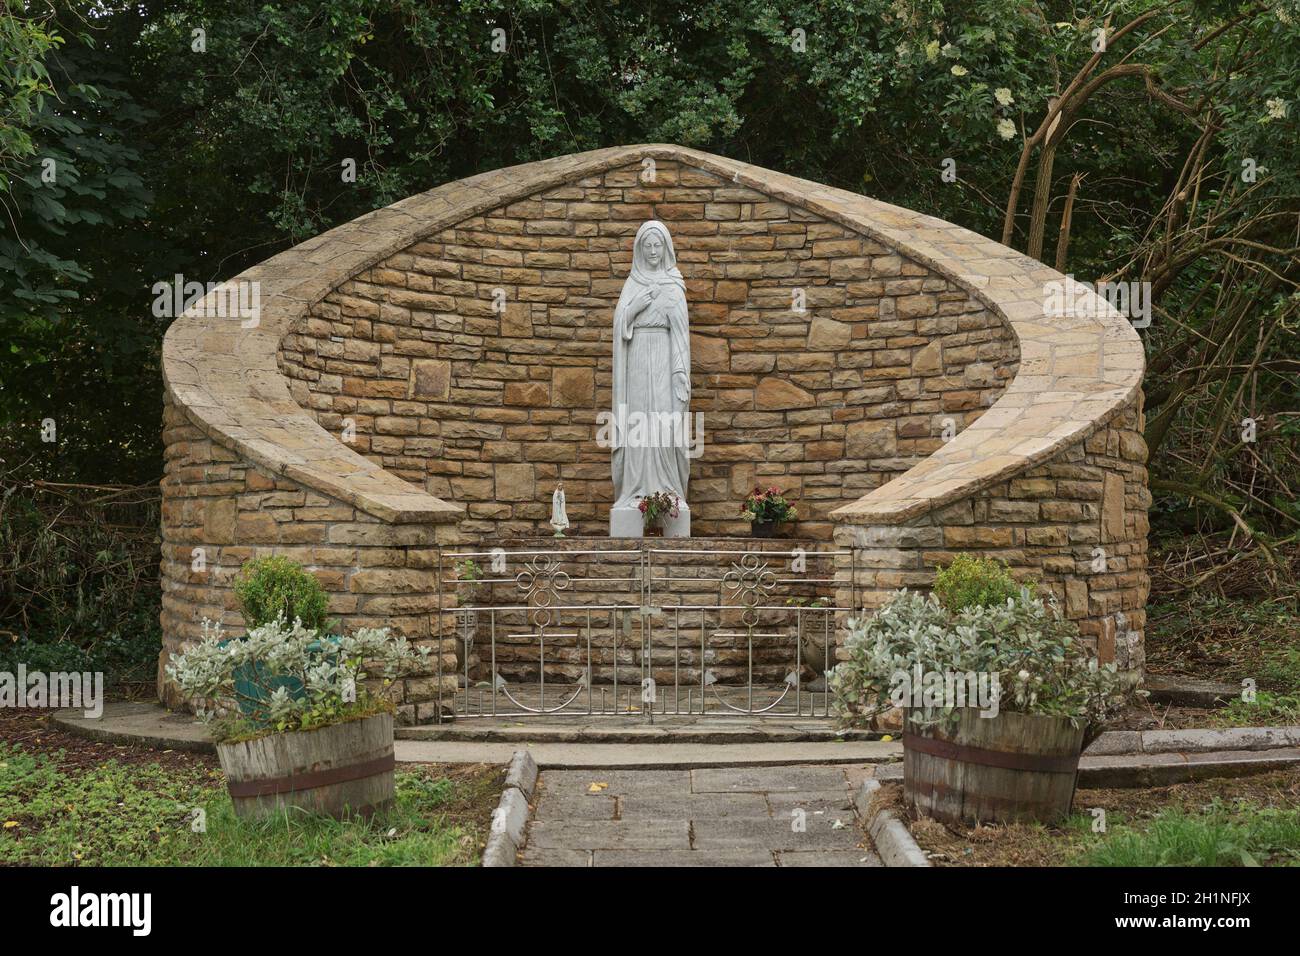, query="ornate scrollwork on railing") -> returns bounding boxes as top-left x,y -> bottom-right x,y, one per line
721,552 -> 778,627
515,553 -> 571,629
